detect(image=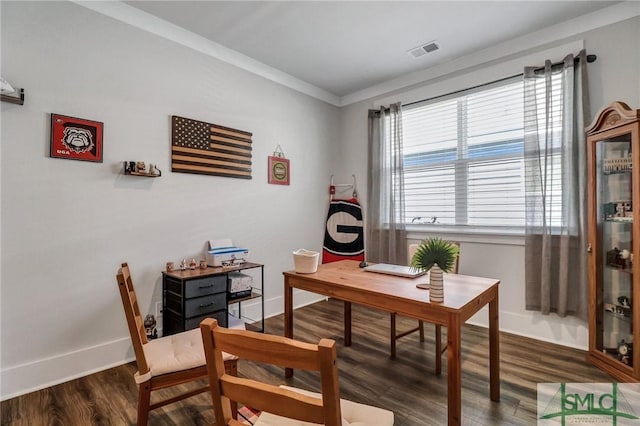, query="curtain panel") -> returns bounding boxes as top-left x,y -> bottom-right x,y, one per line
367,103 -> 407,264
524,50 -> 590,319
